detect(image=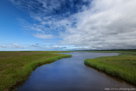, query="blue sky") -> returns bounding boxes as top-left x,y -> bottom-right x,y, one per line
0,0 -> 43,50
1,0 -> 136,51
